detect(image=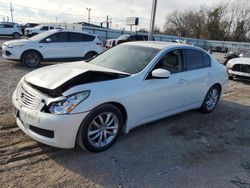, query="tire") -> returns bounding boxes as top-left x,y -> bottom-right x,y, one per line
229,75 -> 234,80
13,32 -> 21,39
22,51 -> 41,68
84,51 -> 97,60
77,104 -> 123,152
199,85 -> 221,113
